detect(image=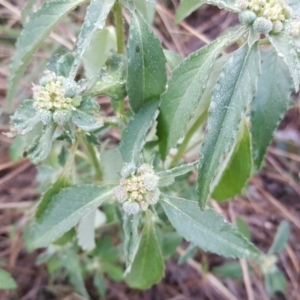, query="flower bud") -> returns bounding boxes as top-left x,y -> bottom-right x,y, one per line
142,173 -> 159,191
72,96 -> 82,107
272,21 -> 283,33
139,163 -> 154,174
253,17 -> 273,34
123,201 -> 140,215
63,79 -> 80,98
239,10 -> 256,25
121,163 -> 136,178
282,6 -> 292,19
114,186 -> 127,203
237,0 -> 249,10
146,189 -> 160,205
